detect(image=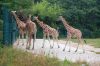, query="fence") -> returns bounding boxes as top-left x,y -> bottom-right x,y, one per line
2,6 -> 18,45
